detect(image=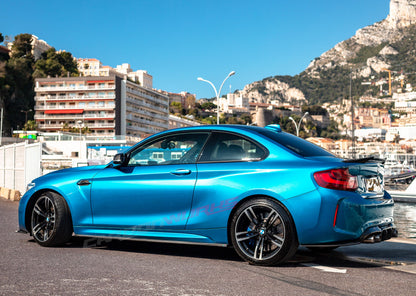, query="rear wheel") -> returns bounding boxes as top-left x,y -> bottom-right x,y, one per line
230,198 -> 298,266
30,191 -> 73,247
